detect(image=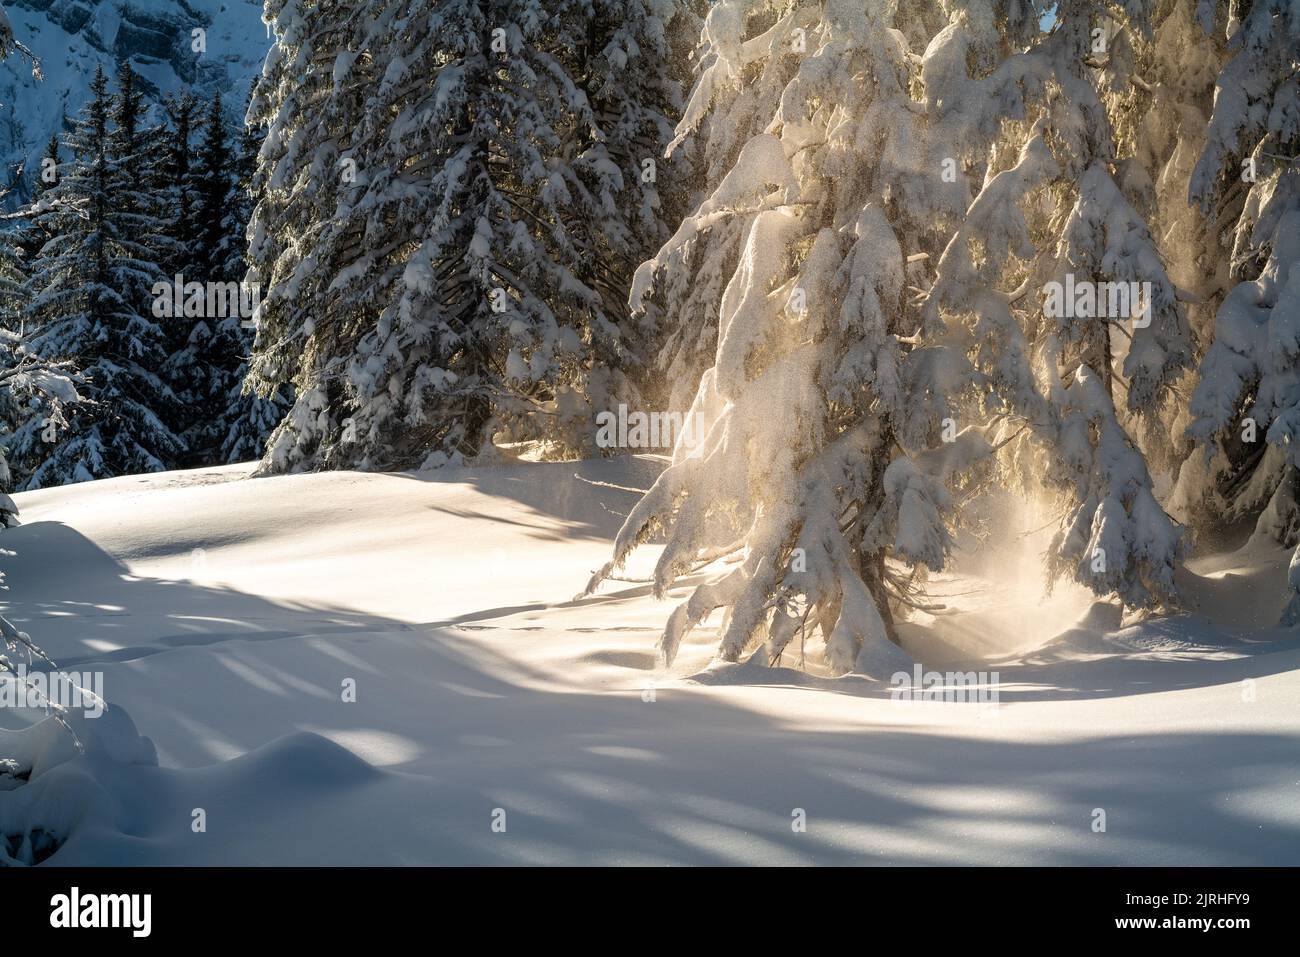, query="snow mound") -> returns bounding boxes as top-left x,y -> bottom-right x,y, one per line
0,704 -> 155,865
0,703 -> 156,783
